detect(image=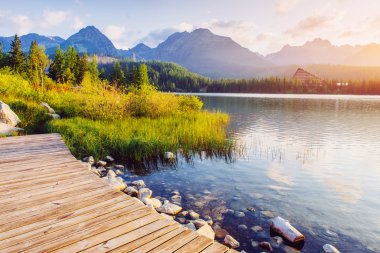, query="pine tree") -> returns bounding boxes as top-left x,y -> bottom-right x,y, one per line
110,61 -> 124,85
99,68 -> 106,80
49,46 -> 65,83
9,34 -> 26,73
131,65 -> 140,87
63,46 -> 79,83
88,55 -> 99,80
26,41 -> 48,86
76,53 -> 89,84
139,64 -> 149,85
